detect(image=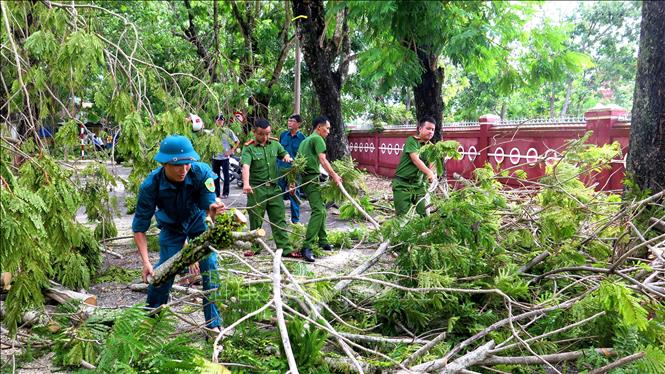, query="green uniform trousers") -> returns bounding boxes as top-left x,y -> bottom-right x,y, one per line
247,184 -> 293,254
392,178 -> 427,217
302,176 -> 329,248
